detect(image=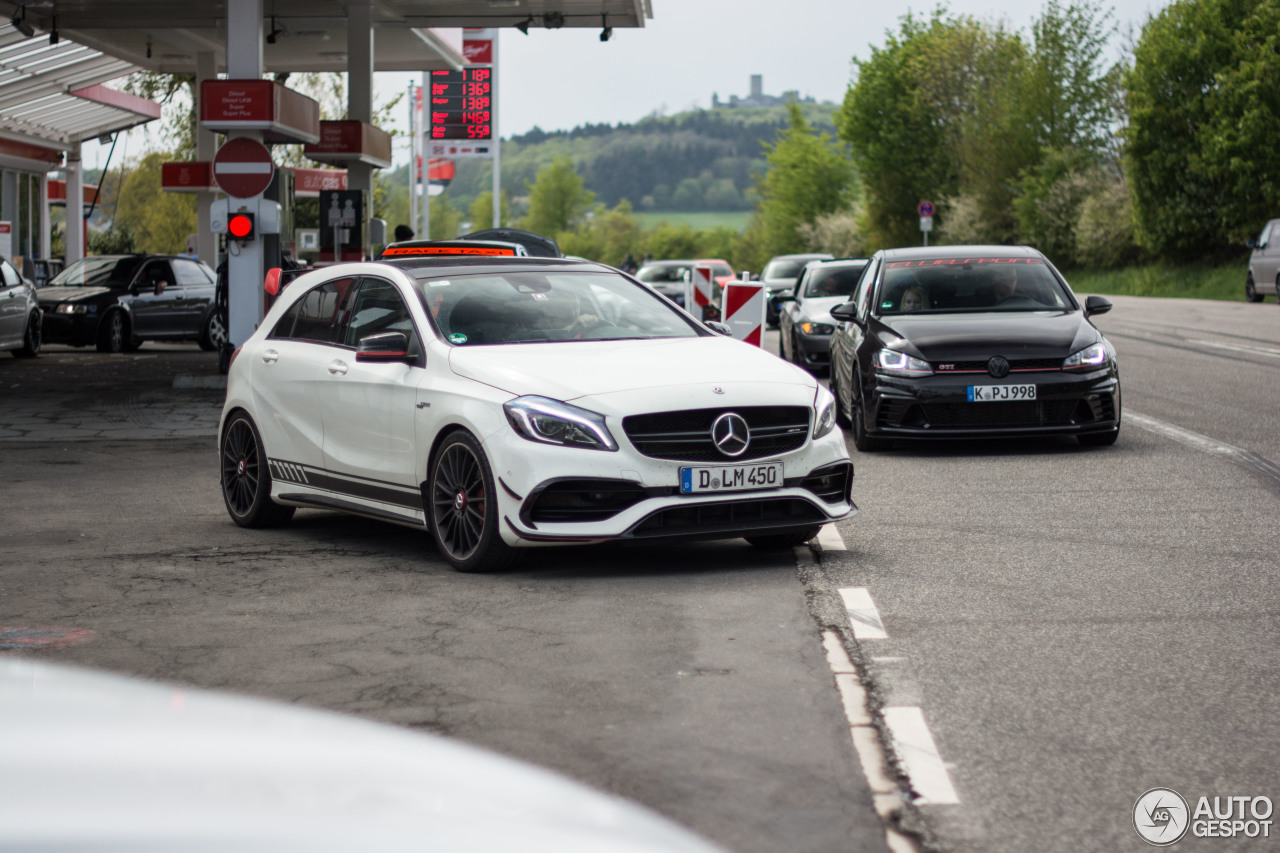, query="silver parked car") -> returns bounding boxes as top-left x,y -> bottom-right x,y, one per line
1246,219 -> 1280,302
0,257 -> 40,357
